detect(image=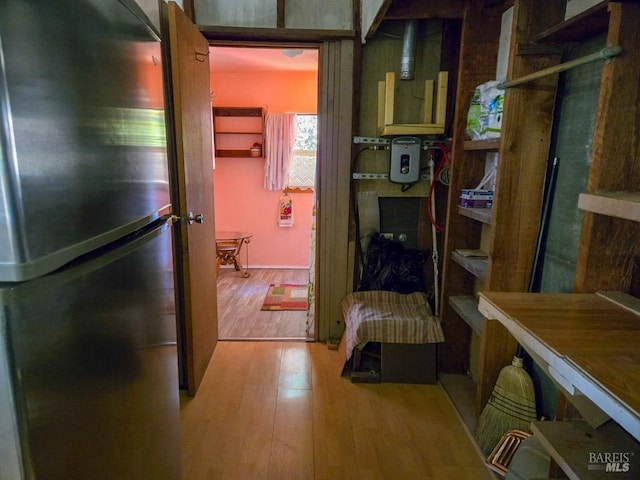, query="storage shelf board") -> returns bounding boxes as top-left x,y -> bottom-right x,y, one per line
531,420 -> 640,480
458,206 -> 492,224
462,139 -> 500,151
578,192 -> 640,222
215,131 -> 263,135
379,123 -> 445,136
477,291 -> 640,443
533,2 -> 609,43
451,250 -> 488,281
213,107 -> 263,117
449,295 -> 484,335
215,150 -> 262,158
